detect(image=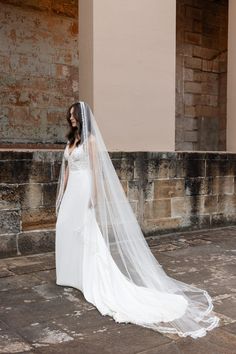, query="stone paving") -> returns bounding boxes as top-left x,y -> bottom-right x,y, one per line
0,226 -> 235,353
